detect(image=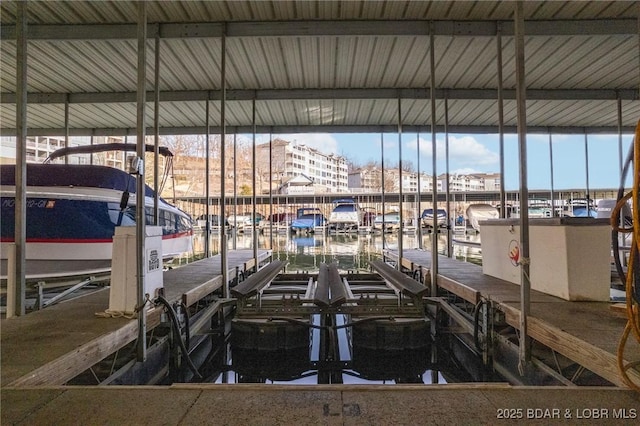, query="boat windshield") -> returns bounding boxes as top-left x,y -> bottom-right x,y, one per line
333,205 -> 357,212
